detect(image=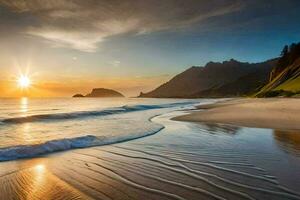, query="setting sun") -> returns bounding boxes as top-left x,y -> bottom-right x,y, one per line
18,75 -> 31,88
